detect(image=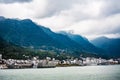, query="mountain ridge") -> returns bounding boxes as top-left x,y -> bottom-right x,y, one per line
0,16 -> 110,58
91,36 -> 120,58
